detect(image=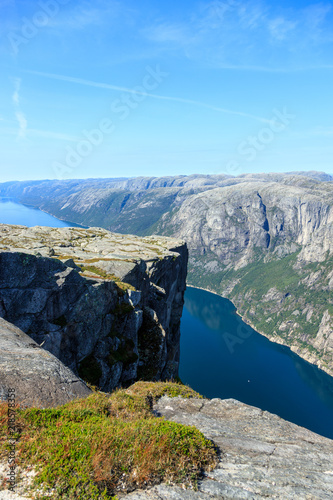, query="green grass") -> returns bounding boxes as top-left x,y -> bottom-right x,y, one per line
0,382 -> 217,499
187,253 -> 231,292
188,249 -> 303,300
79,265 -> 118,280
47,188 -> 180,237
